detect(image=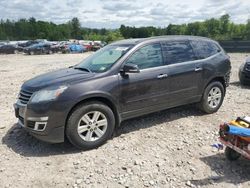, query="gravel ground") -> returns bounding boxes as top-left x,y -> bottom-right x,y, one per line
0,53 -> 250,188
